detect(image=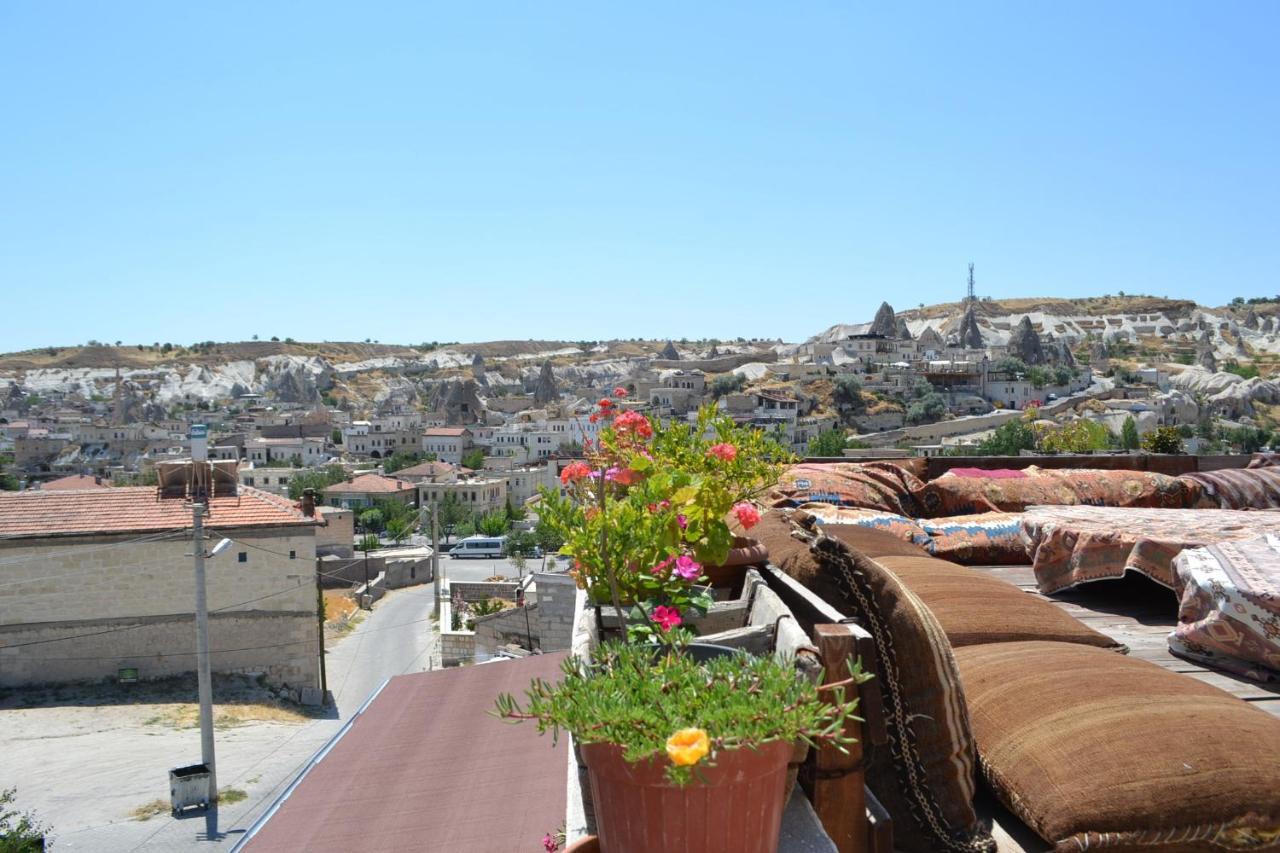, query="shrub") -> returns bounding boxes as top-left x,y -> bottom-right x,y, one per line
1142,426 -> 1185,454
